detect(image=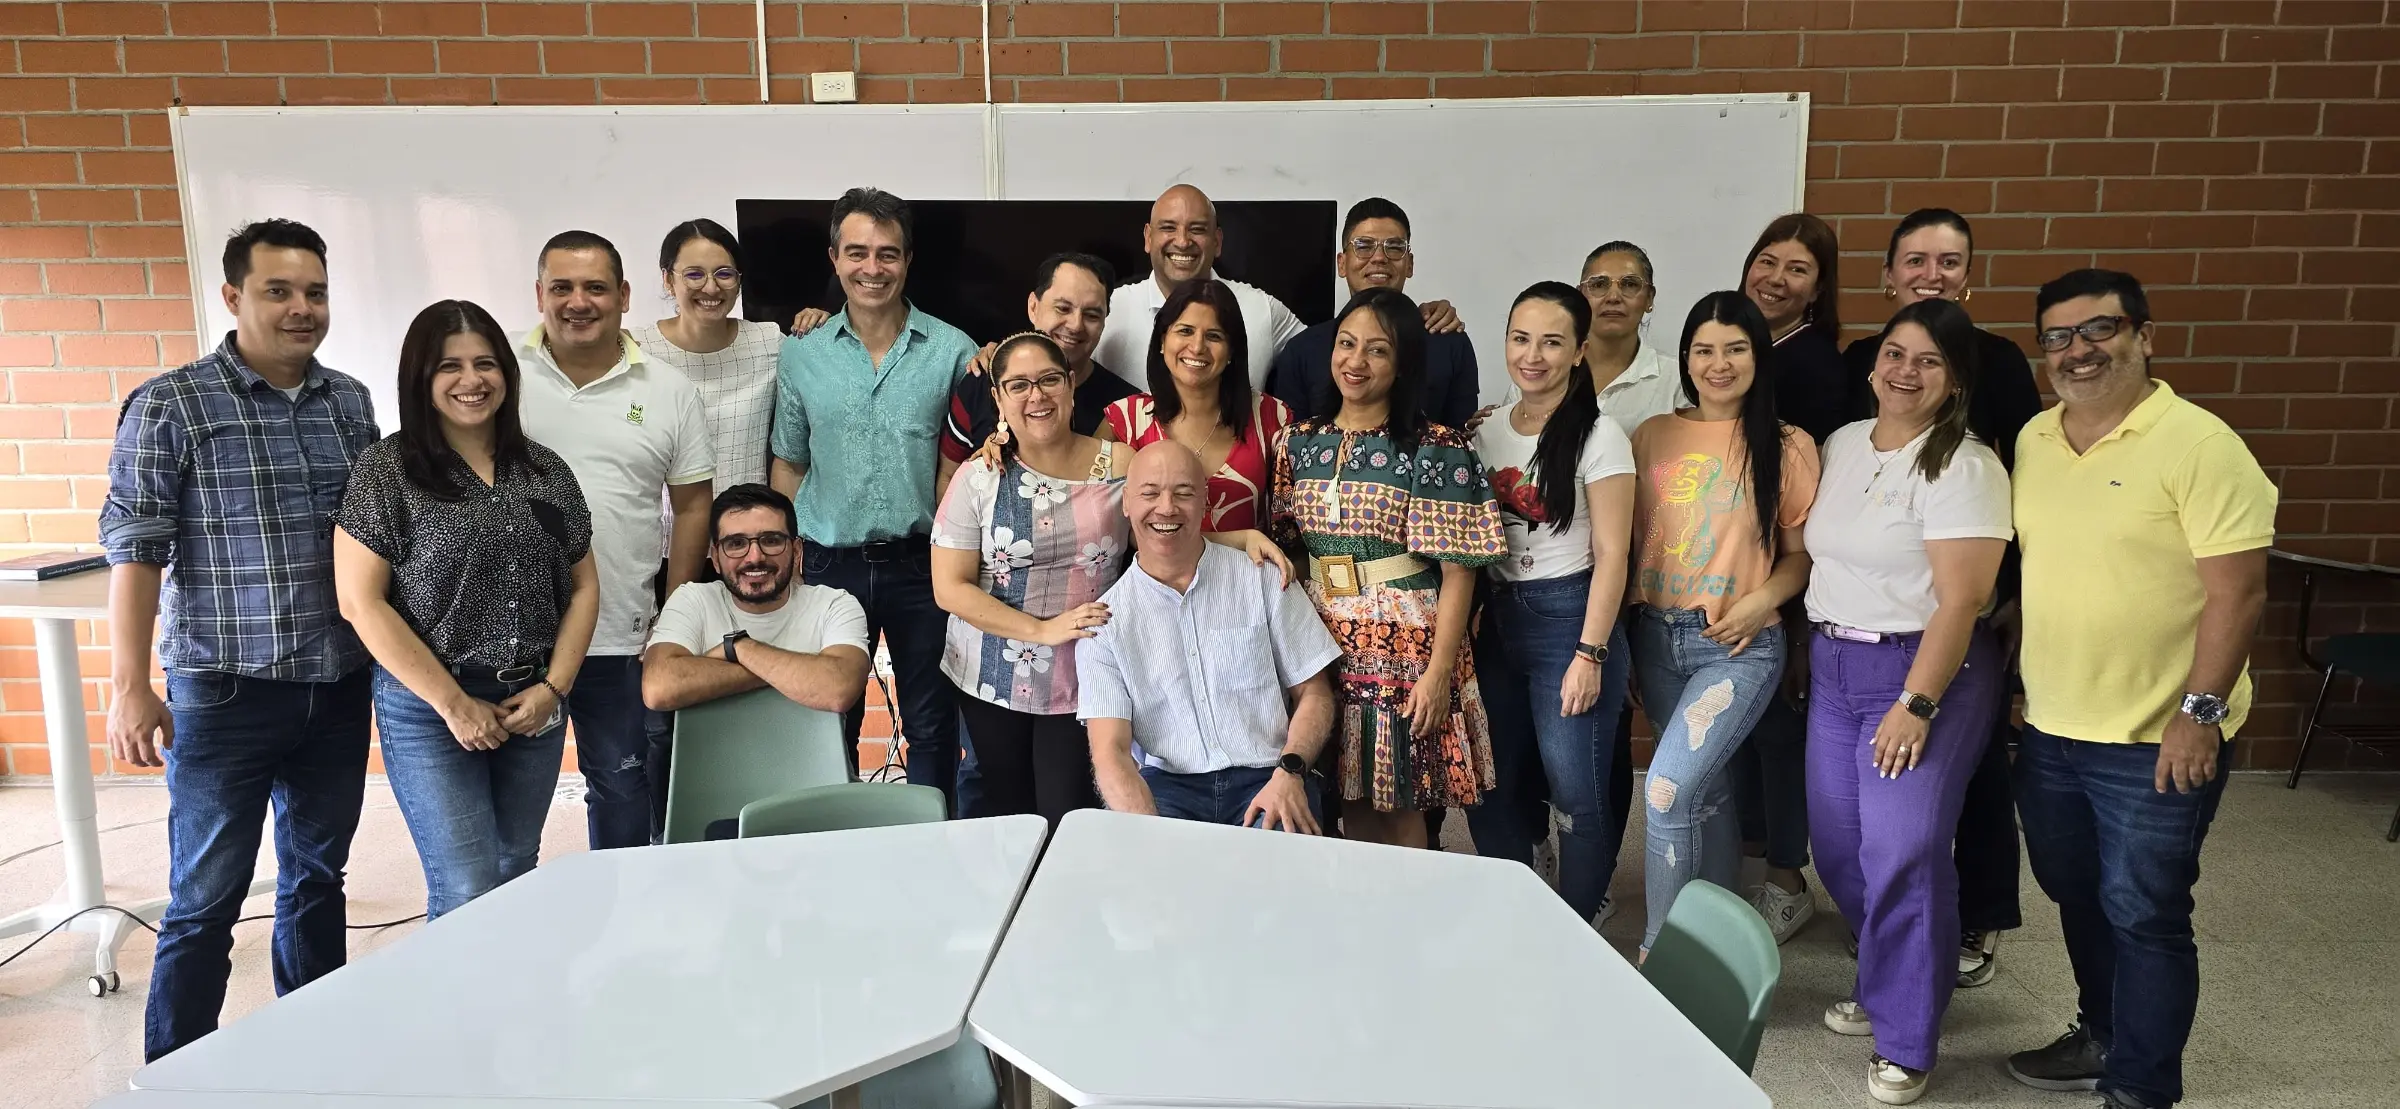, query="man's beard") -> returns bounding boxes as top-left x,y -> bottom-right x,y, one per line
728,562 -> 792,604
